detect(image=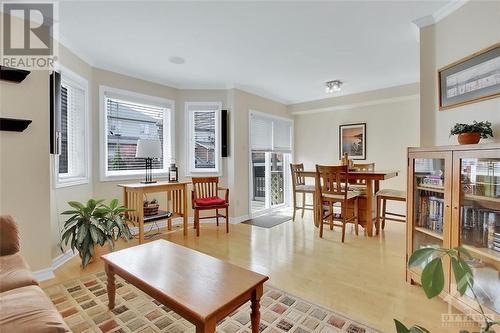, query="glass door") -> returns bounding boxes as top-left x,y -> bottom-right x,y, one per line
453,151 -> 500,314
408,152 -> 452,282
250,151 -> 290,216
